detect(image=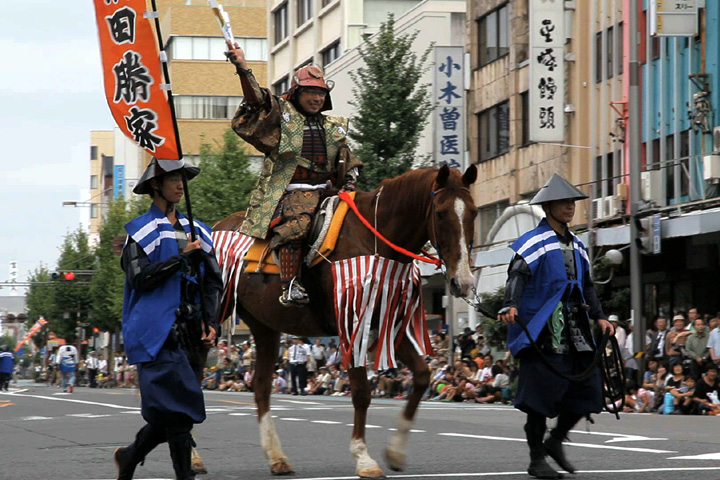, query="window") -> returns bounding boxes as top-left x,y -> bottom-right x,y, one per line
90,204 -> 99,219
477,200 -> 510,245
297,0 -> 312,27
274,3 -> 288,44
90,146 -> 98,160
594,152 -> 615,198
477,4 -> 509,66
322,41 -> 341,67
168,36 -> 267,61
607,26 -> 614,79
617,22 -> 624,75
651,36 -> 660,61
90,175 -> 98,190
595,23 -> 624,82
478,101 -> 510,161
520,91 -> 530,147
174,96 -> 243,120
595,32 -> 602,83
273,76 -> 290,96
